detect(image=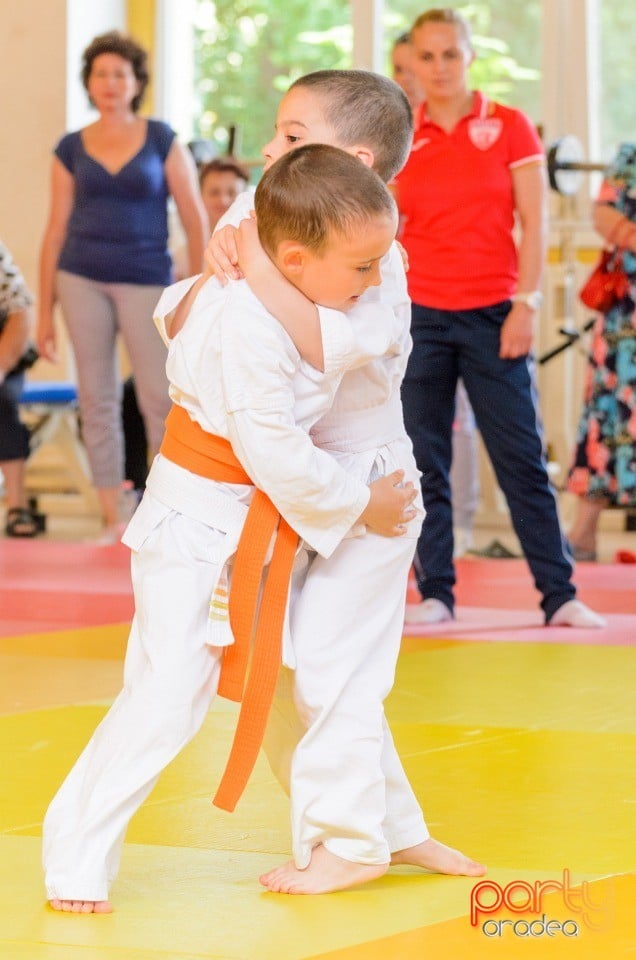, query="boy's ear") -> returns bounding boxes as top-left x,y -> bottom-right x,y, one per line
276,240 -> 310,275
351,146 -> 375,170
